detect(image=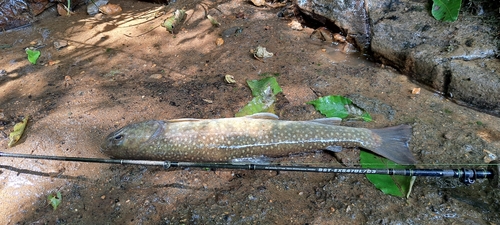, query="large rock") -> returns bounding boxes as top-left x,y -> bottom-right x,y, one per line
448,59 -> 500,116
369,0 -> 499,116
296,0 -> 371,51
0,0 -> 86,31
296,0 -> 500,117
